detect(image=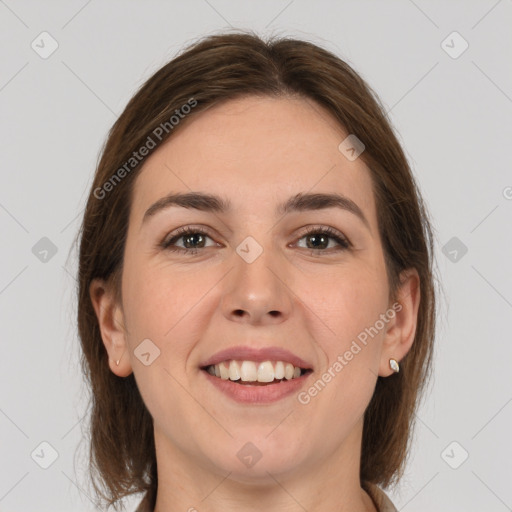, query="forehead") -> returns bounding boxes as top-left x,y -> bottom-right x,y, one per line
130,96 -> 377,227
